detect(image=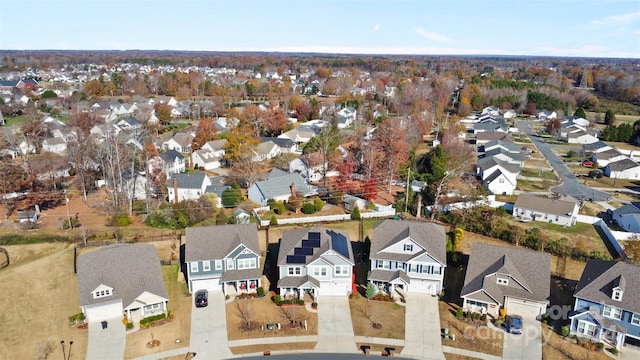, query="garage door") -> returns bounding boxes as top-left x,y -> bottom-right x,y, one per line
85,299 -> 123,323
320,281 -> 347,296
505,298 -> 544,319
191,278 -> 221,293
409,279 -> 438,295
